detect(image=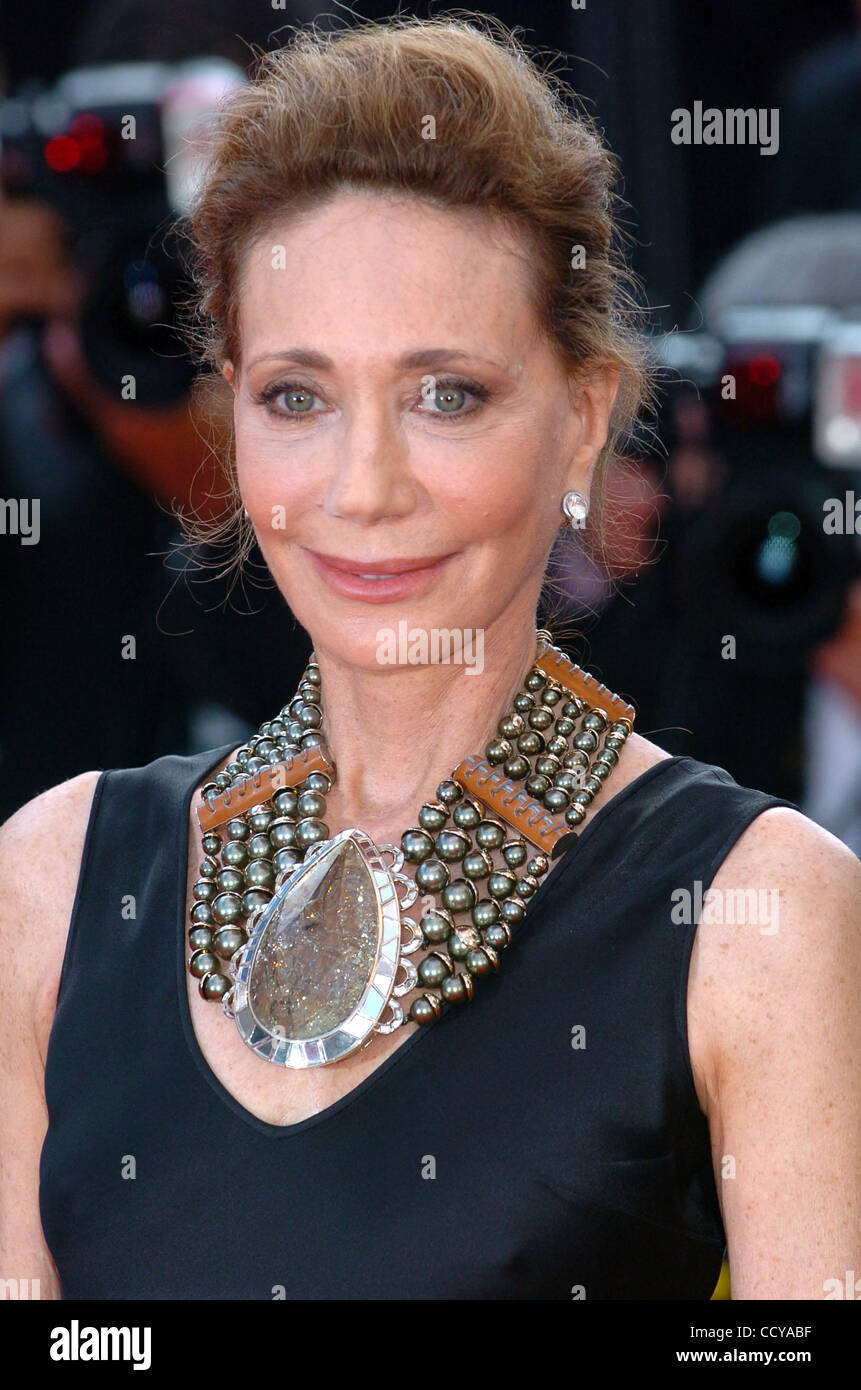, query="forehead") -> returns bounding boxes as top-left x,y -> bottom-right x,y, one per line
236,190 -> 542,362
